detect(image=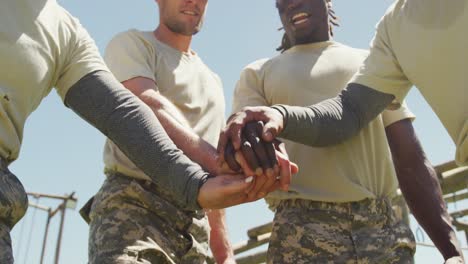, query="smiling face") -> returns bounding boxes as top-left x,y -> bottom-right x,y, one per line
276,0 -> 330,46
157,0 -> 208,36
